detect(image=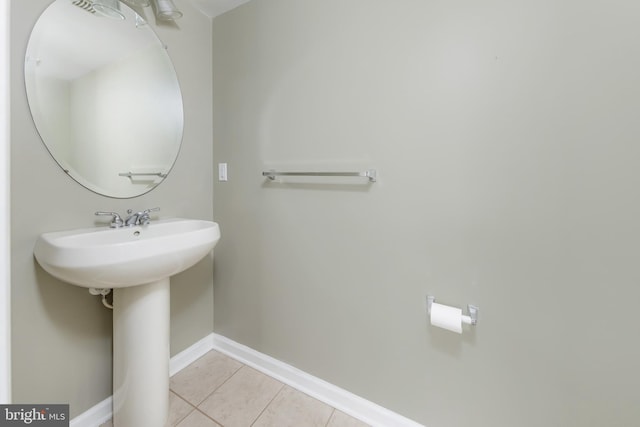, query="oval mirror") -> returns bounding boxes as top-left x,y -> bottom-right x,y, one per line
25,0 -> 184,198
